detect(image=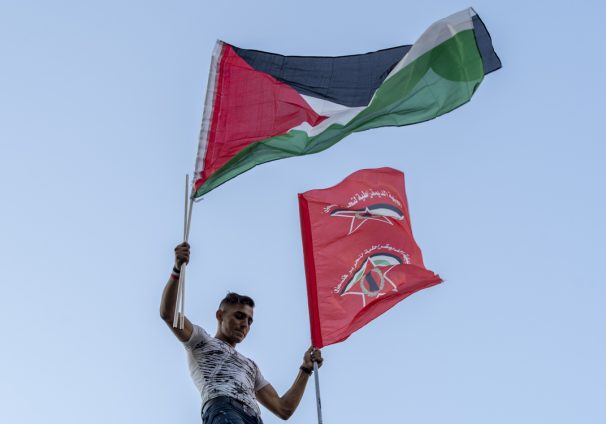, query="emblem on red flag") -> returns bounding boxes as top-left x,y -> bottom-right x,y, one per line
329,204 -> 405,235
